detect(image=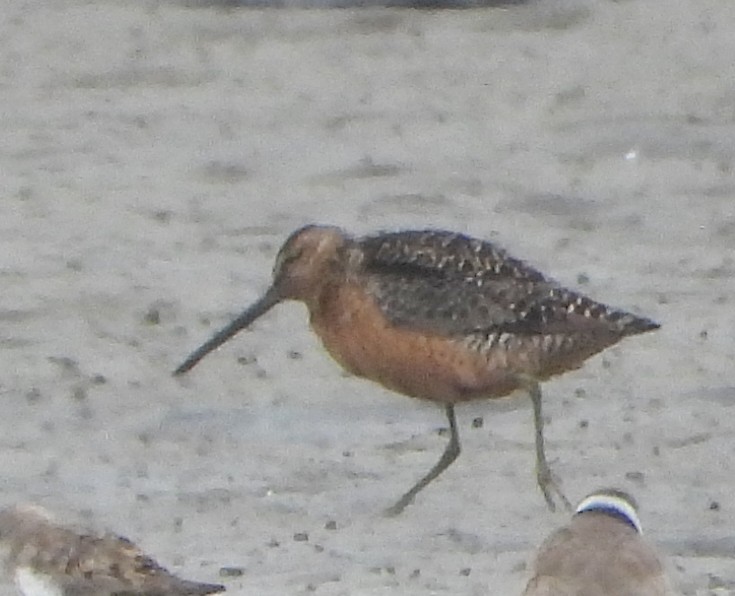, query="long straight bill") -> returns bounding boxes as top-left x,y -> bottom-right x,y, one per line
174,288 -> 280,376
